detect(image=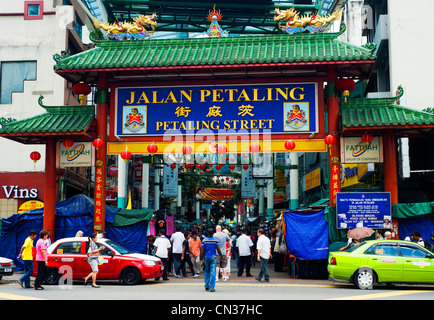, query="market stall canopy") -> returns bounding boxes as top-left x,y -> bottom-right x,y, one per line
392,202 -> 434,219
0,96 -> 96,144
53,23 -> 376,83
